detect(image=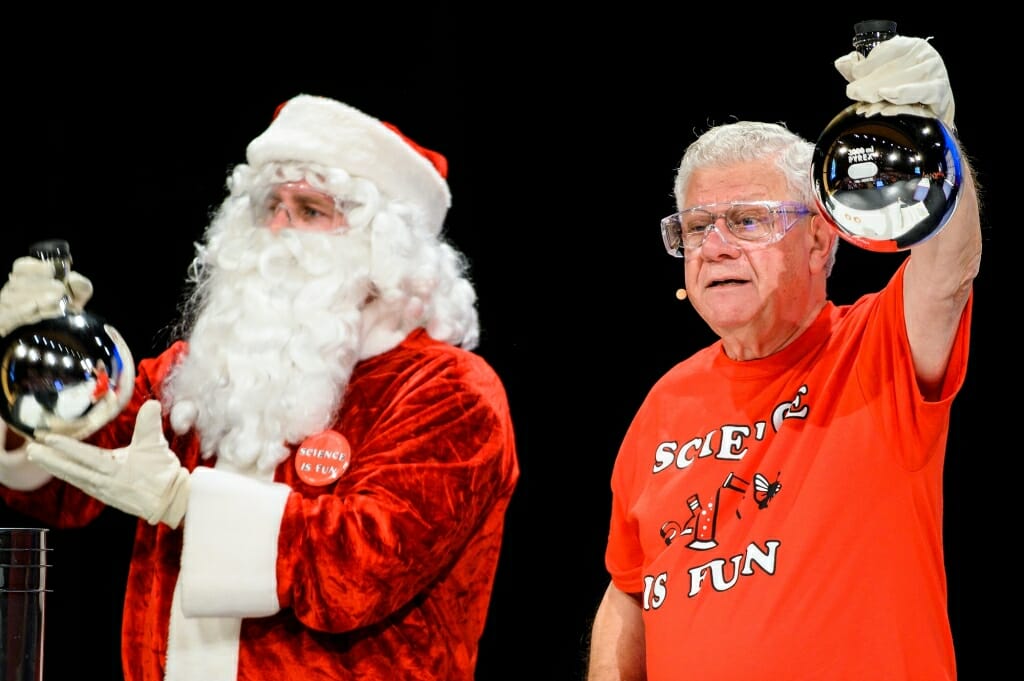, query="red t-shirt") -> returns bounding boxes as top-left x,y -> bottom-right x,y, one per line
605,261 -> 970,680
